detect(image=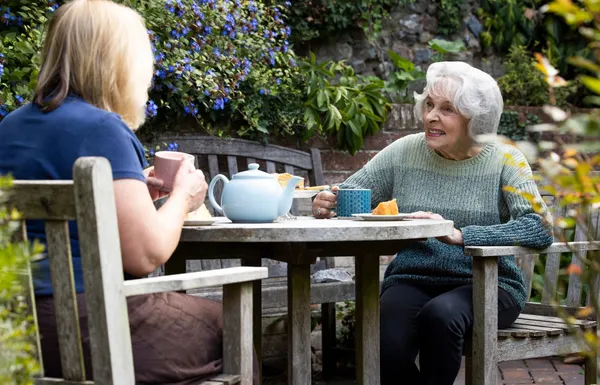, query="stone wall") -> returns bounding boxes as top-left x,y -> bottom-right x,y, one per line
301,0 -> 506,81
